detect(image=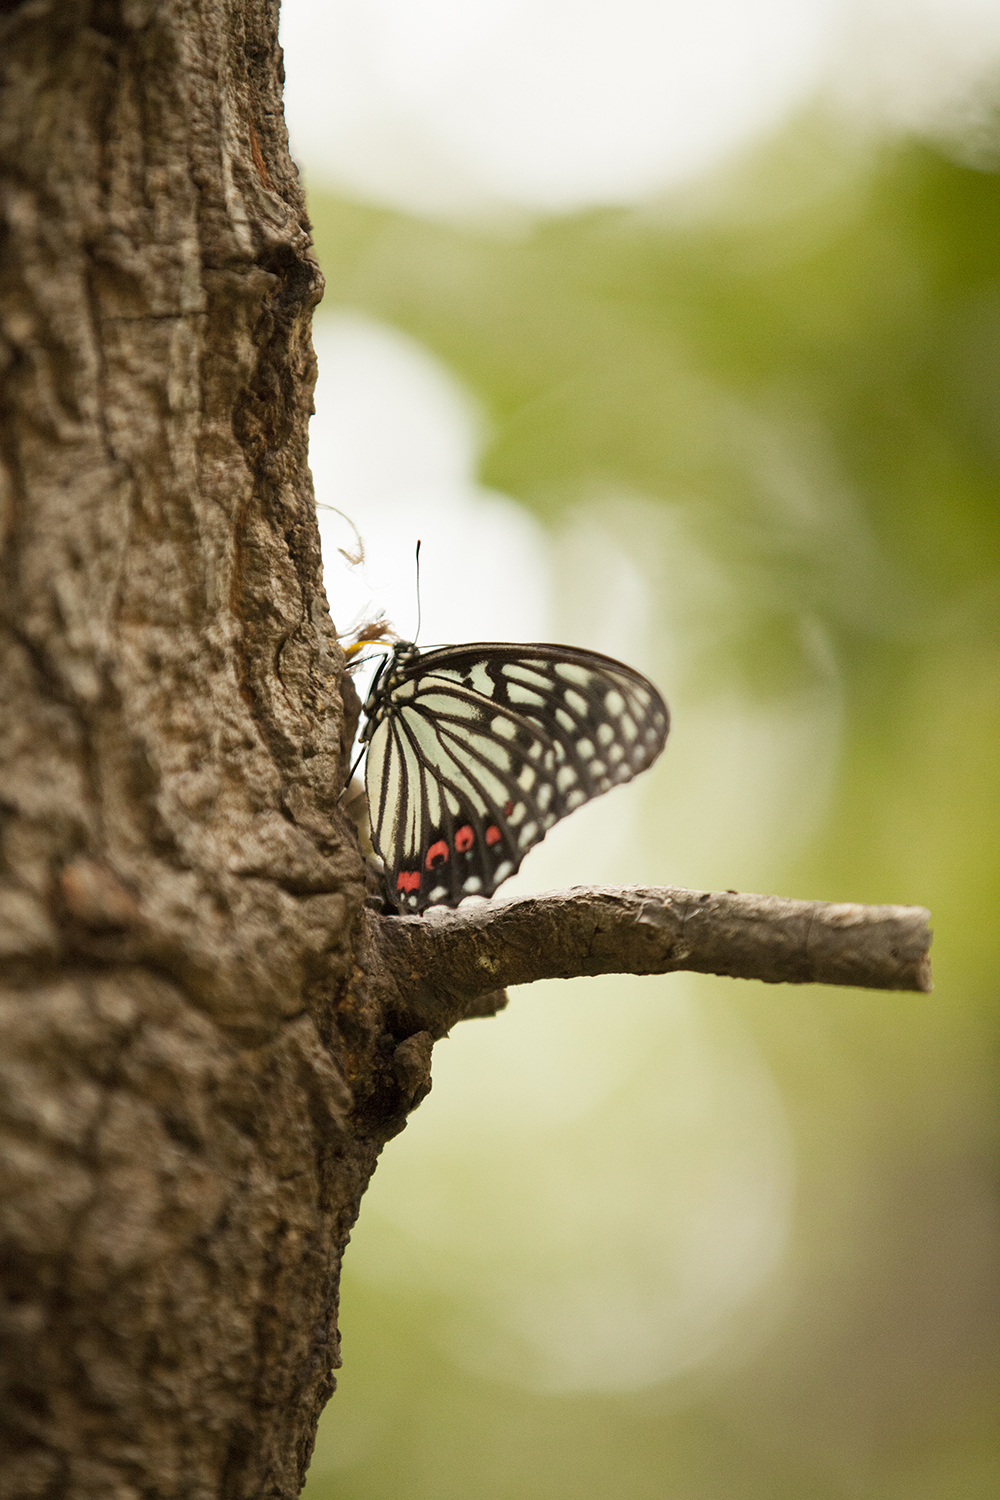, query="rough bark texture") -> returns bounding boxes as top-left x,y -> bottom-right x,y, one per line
370,885 -> 933,1039
0,4 -> 381,1496
0,6 -> 935,1499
